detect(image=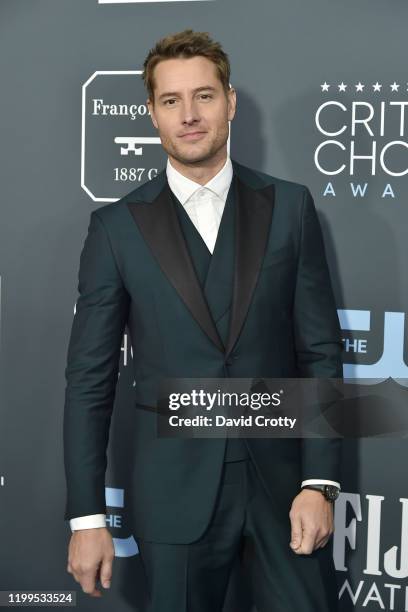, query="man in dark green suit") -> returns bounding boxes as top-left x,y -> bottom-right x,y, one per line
64,29 -> 343,611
